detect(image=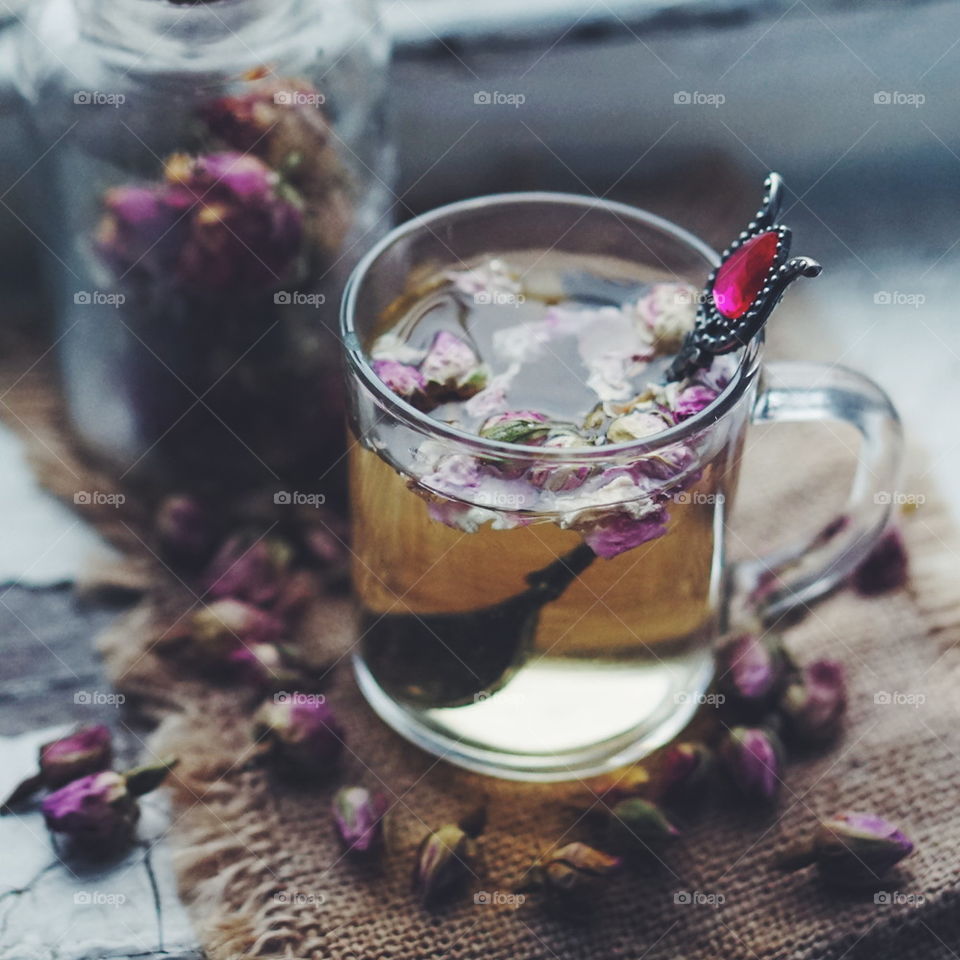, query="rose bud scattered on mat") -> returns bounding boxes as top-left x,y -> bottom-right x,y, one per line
332,786 -> 389,855
717,632 -> 788,713
659,742 -> 714,804
203,534 -> 294,609
720,726 -> 784,804
227,642 -> 311,692
851,527 -> 909,596
253,695 -> 343,778
519,842 -> 621,895
413,823 -> 478,904
2,725 -> 113,813
779,659 -> 847,745
605,797 -> 680,855
41,758 -> 177,856
154,495 -> 216,566
573,765 -> 650,810
778,811 -> 914,886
